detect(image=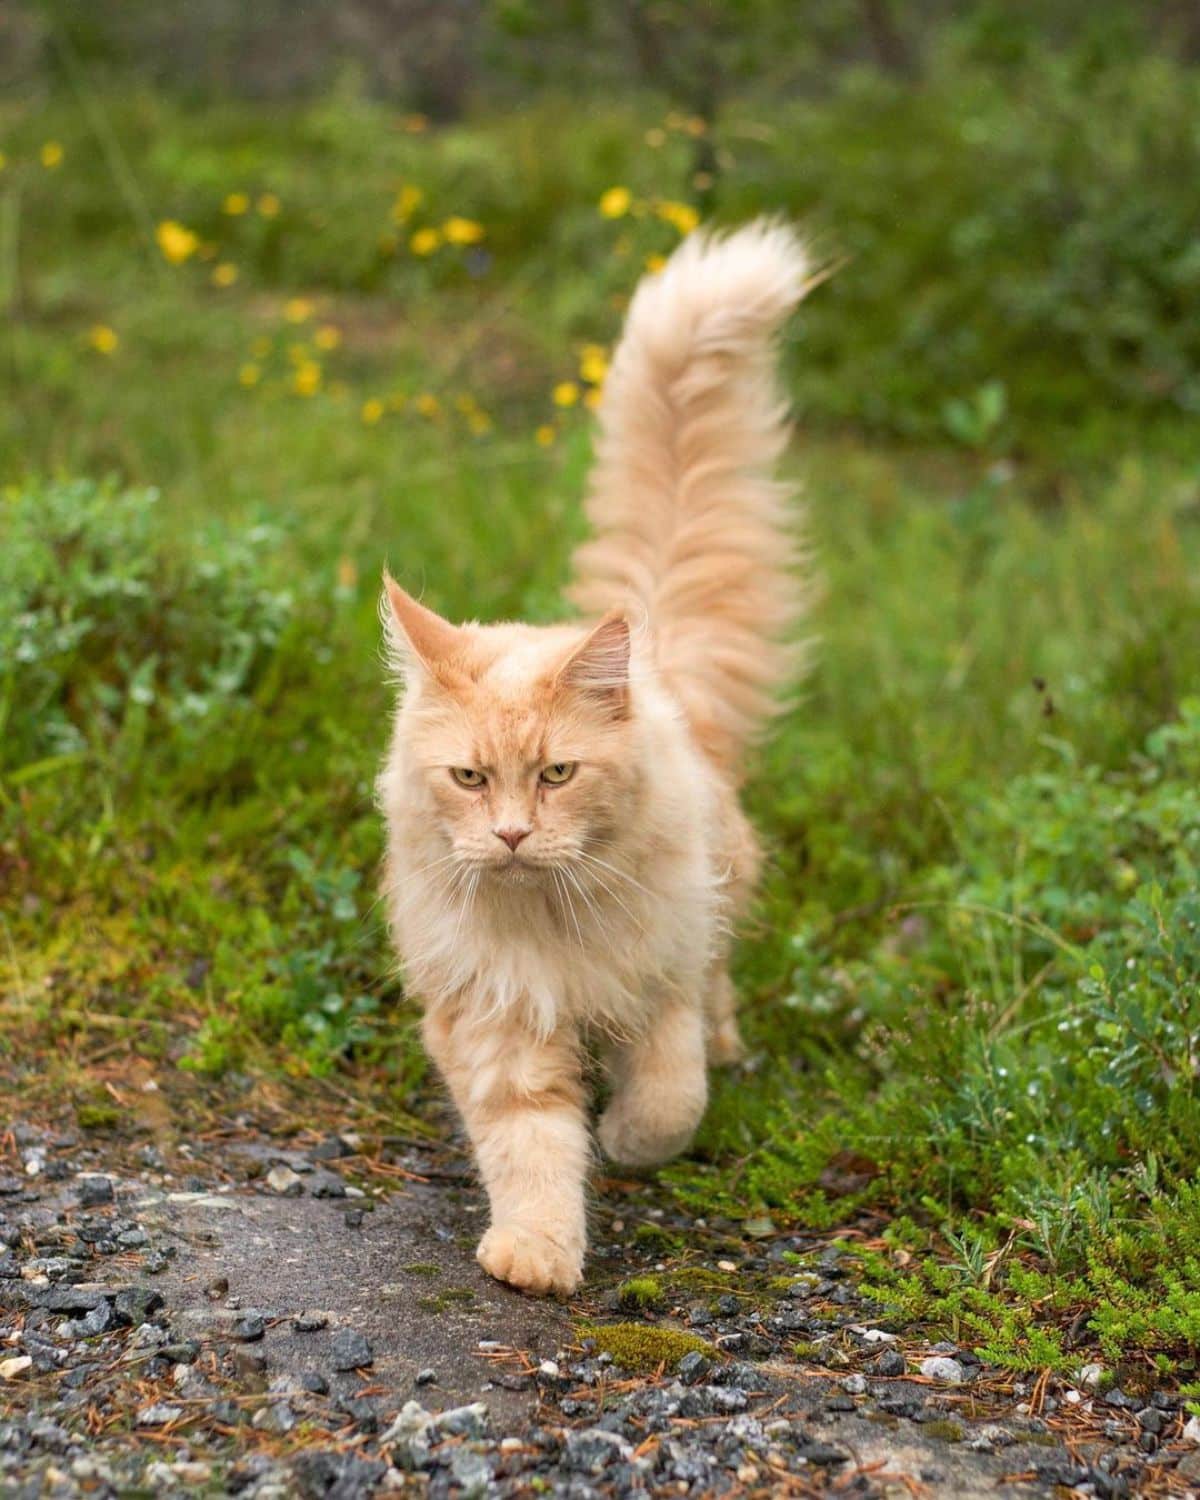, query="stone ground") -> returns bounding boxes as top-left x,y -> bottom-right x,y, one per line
1,1112 -> 1198,1499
